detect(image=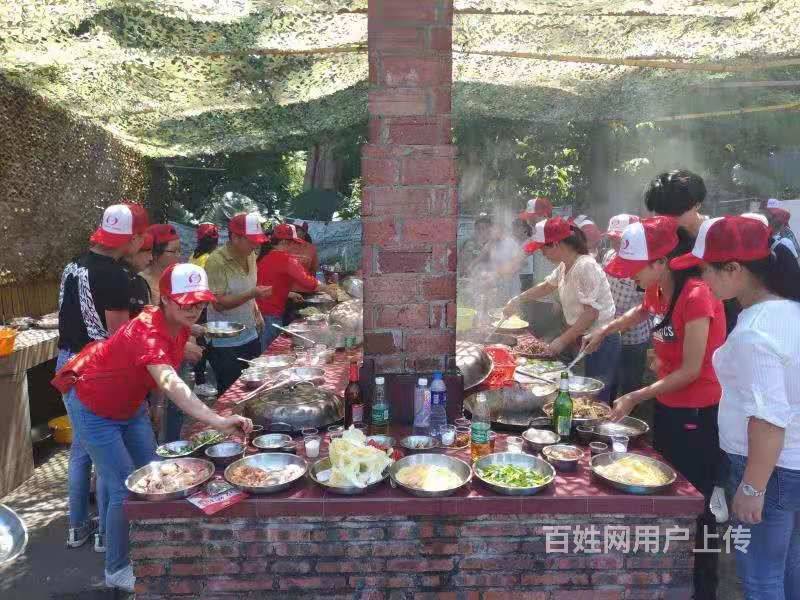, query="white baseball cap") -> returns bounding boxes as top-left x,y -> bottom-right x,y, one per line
606,214 -> 640,238
159,263 -> 216,306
